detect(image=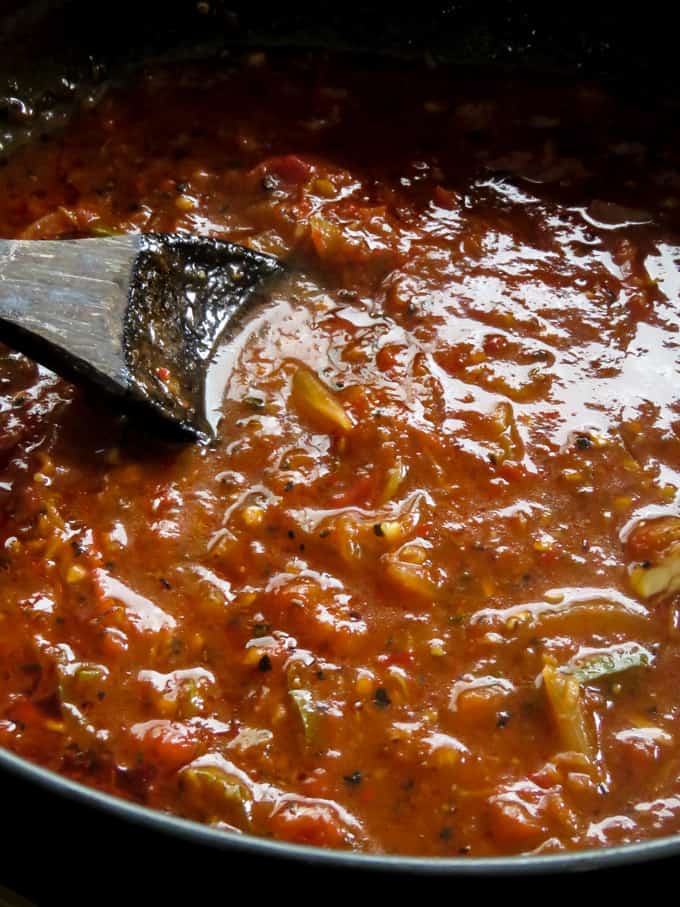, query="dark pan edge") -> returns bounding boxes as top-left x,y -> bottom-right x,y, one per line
1,743 -> 679,875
